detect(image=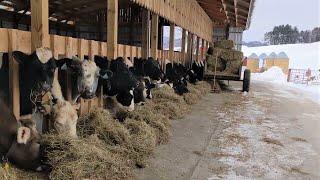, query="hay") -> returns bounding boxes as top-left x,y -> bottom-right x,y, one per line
41,134 -> 132,180
77,109 -> 131,146
128,103 -> 170,145
124,119 -> 157,168
183,84 -> 202,105
215,40 -> 234,49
